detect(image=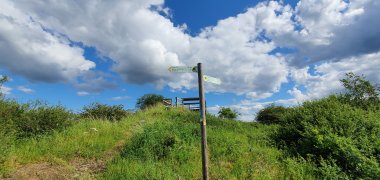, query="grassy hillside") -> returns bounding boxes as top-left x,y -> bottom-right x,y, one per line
1,106 -> 315,179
